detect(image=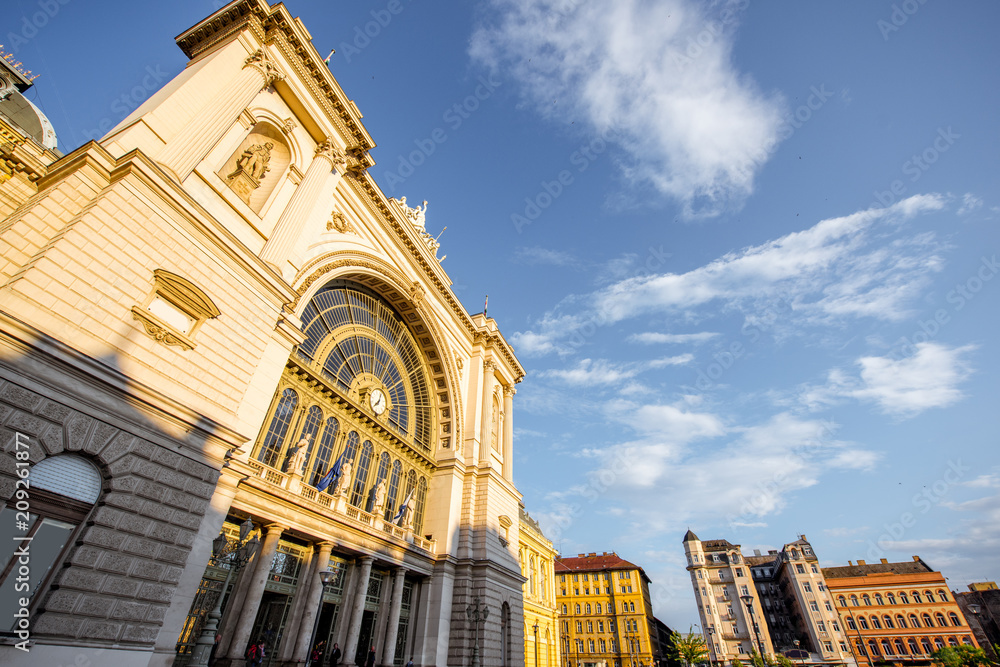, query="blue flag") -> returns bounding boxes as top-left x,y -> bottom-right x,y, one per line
393,489 -> 414,525
316,452 -> 344,493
